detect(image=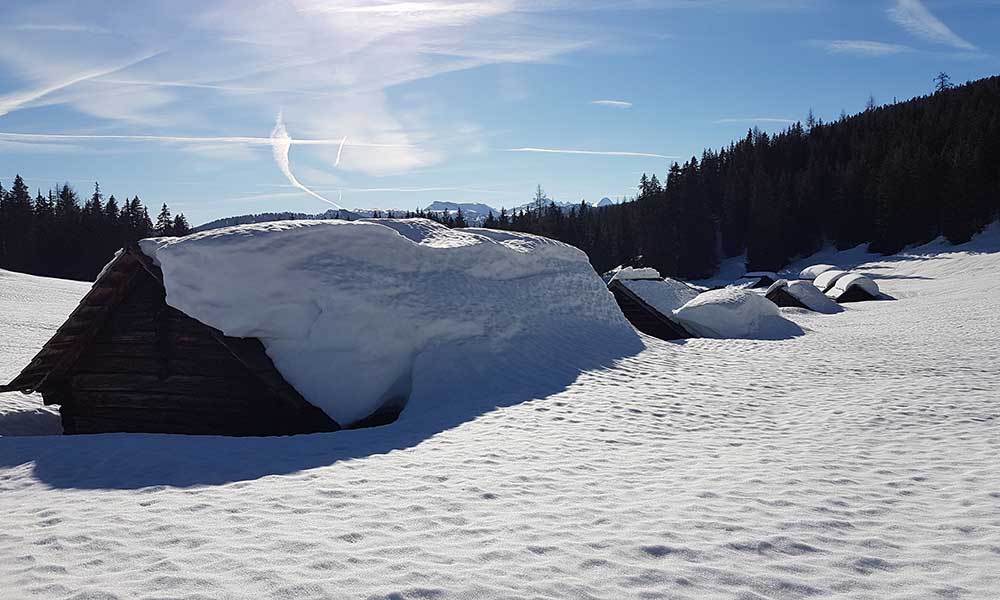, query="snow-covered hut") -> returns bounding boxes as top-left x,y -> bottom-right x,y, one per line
0,245 -> 341,435
733,271 -> 778,289
3,219 -> 638,436
607,268 -> 694,340
813,269 -> 848,292
826,273 -> 881,303
798,264 -> 836,281
765,280 -> 843,314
